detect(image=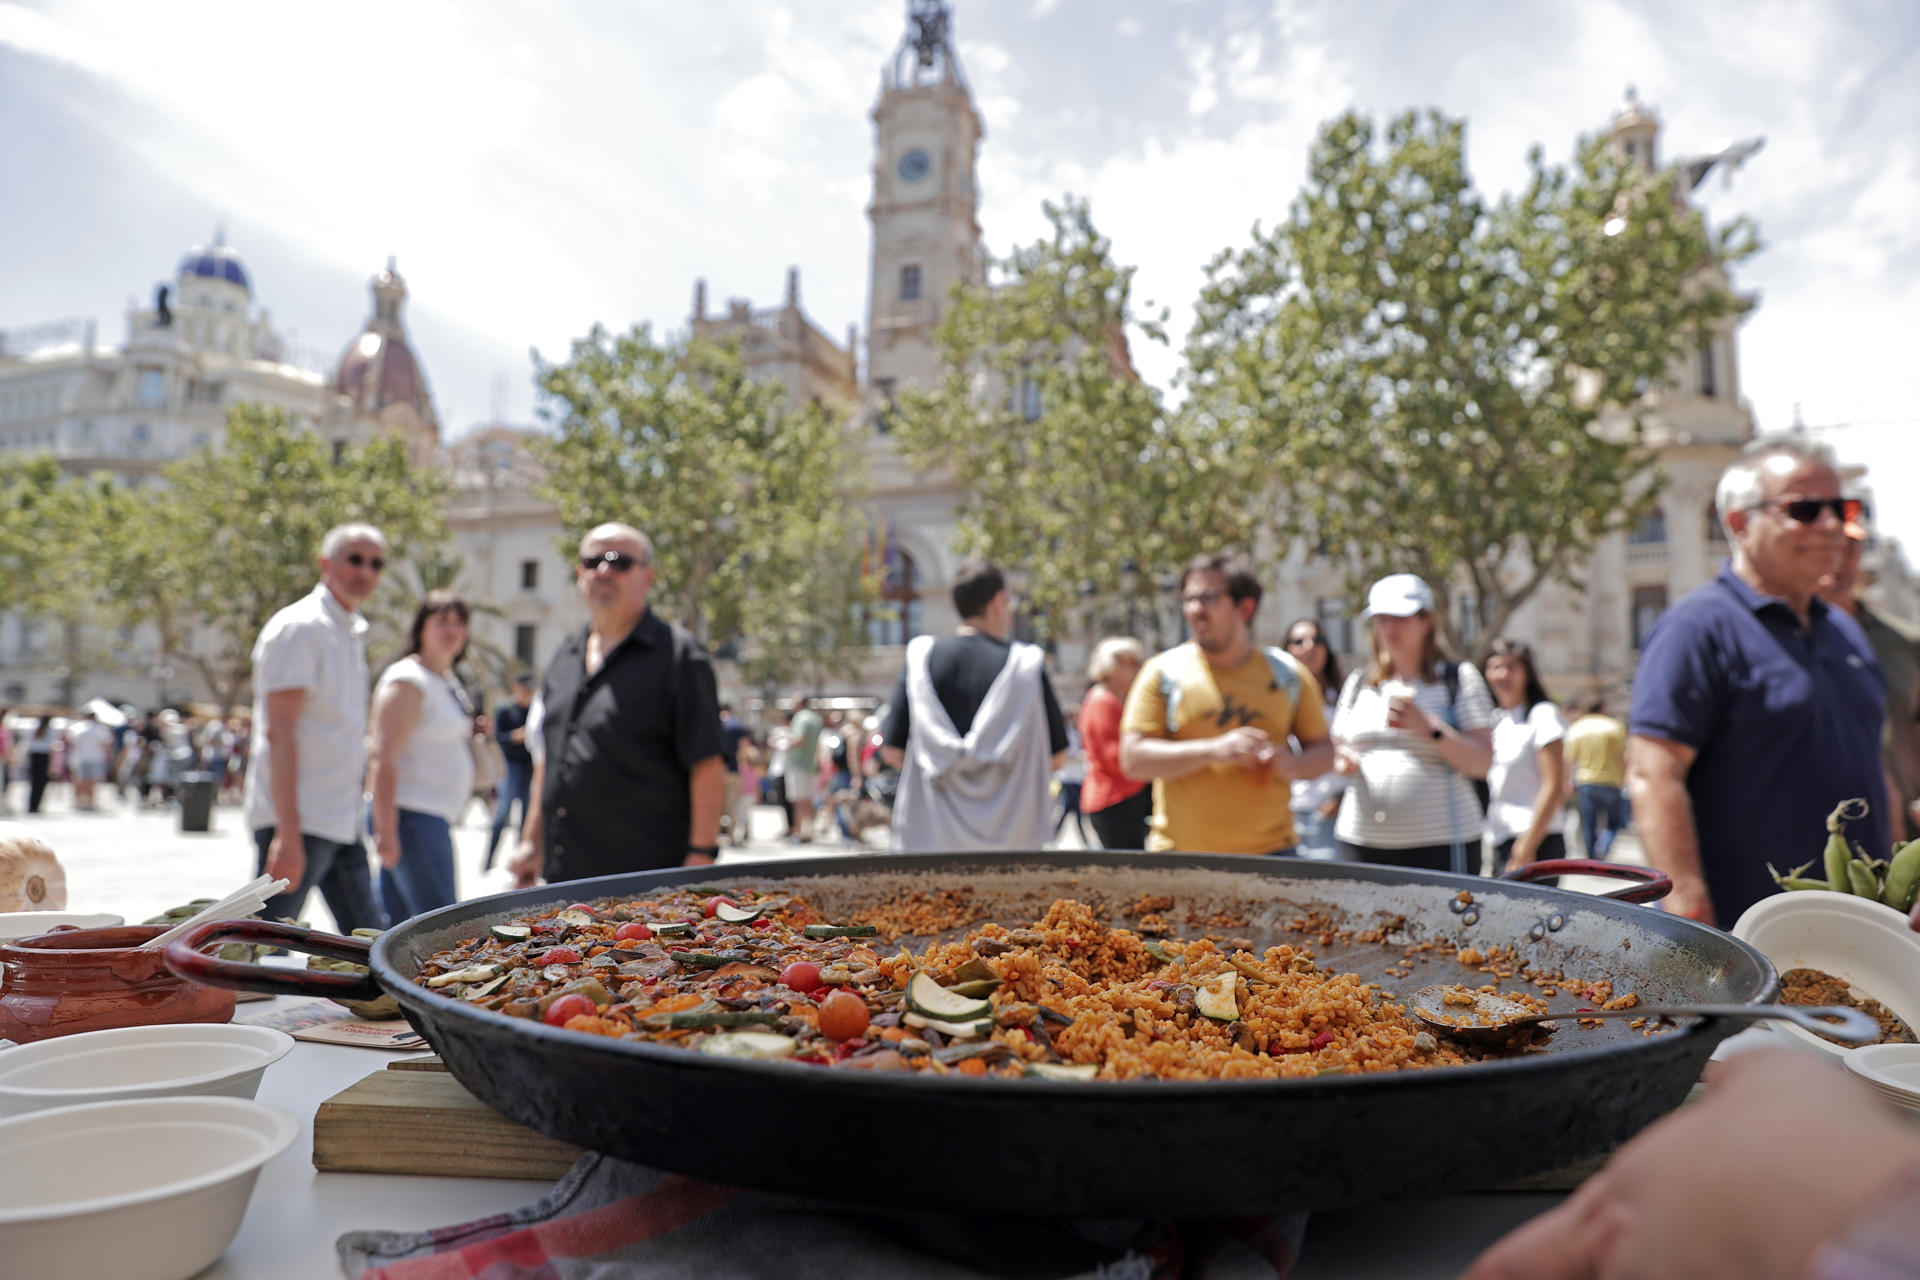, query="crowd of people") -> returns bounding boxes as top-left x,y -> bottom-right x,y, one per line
0,705 -> 251,817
